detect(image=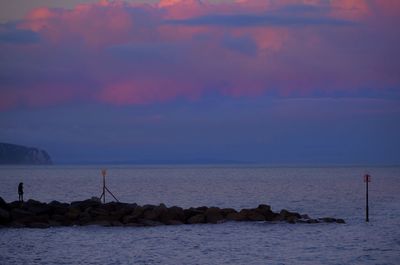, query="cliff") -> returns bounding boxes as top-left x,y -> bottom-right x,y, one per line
0,143 -> 52,165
